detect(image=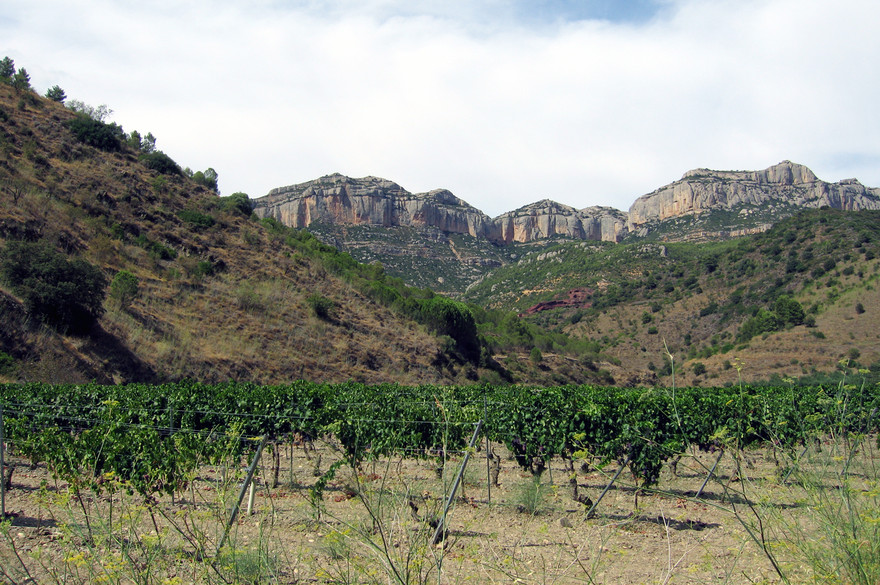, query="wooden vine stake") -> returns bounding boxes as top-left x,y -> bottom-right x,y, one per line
215,435 -> 268,558
432,420 -> 483,545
